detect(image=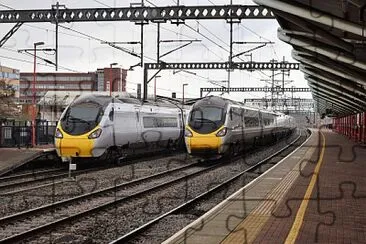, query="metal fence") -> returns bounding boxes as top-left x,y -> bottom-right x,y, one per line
0,120 -> 57,147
